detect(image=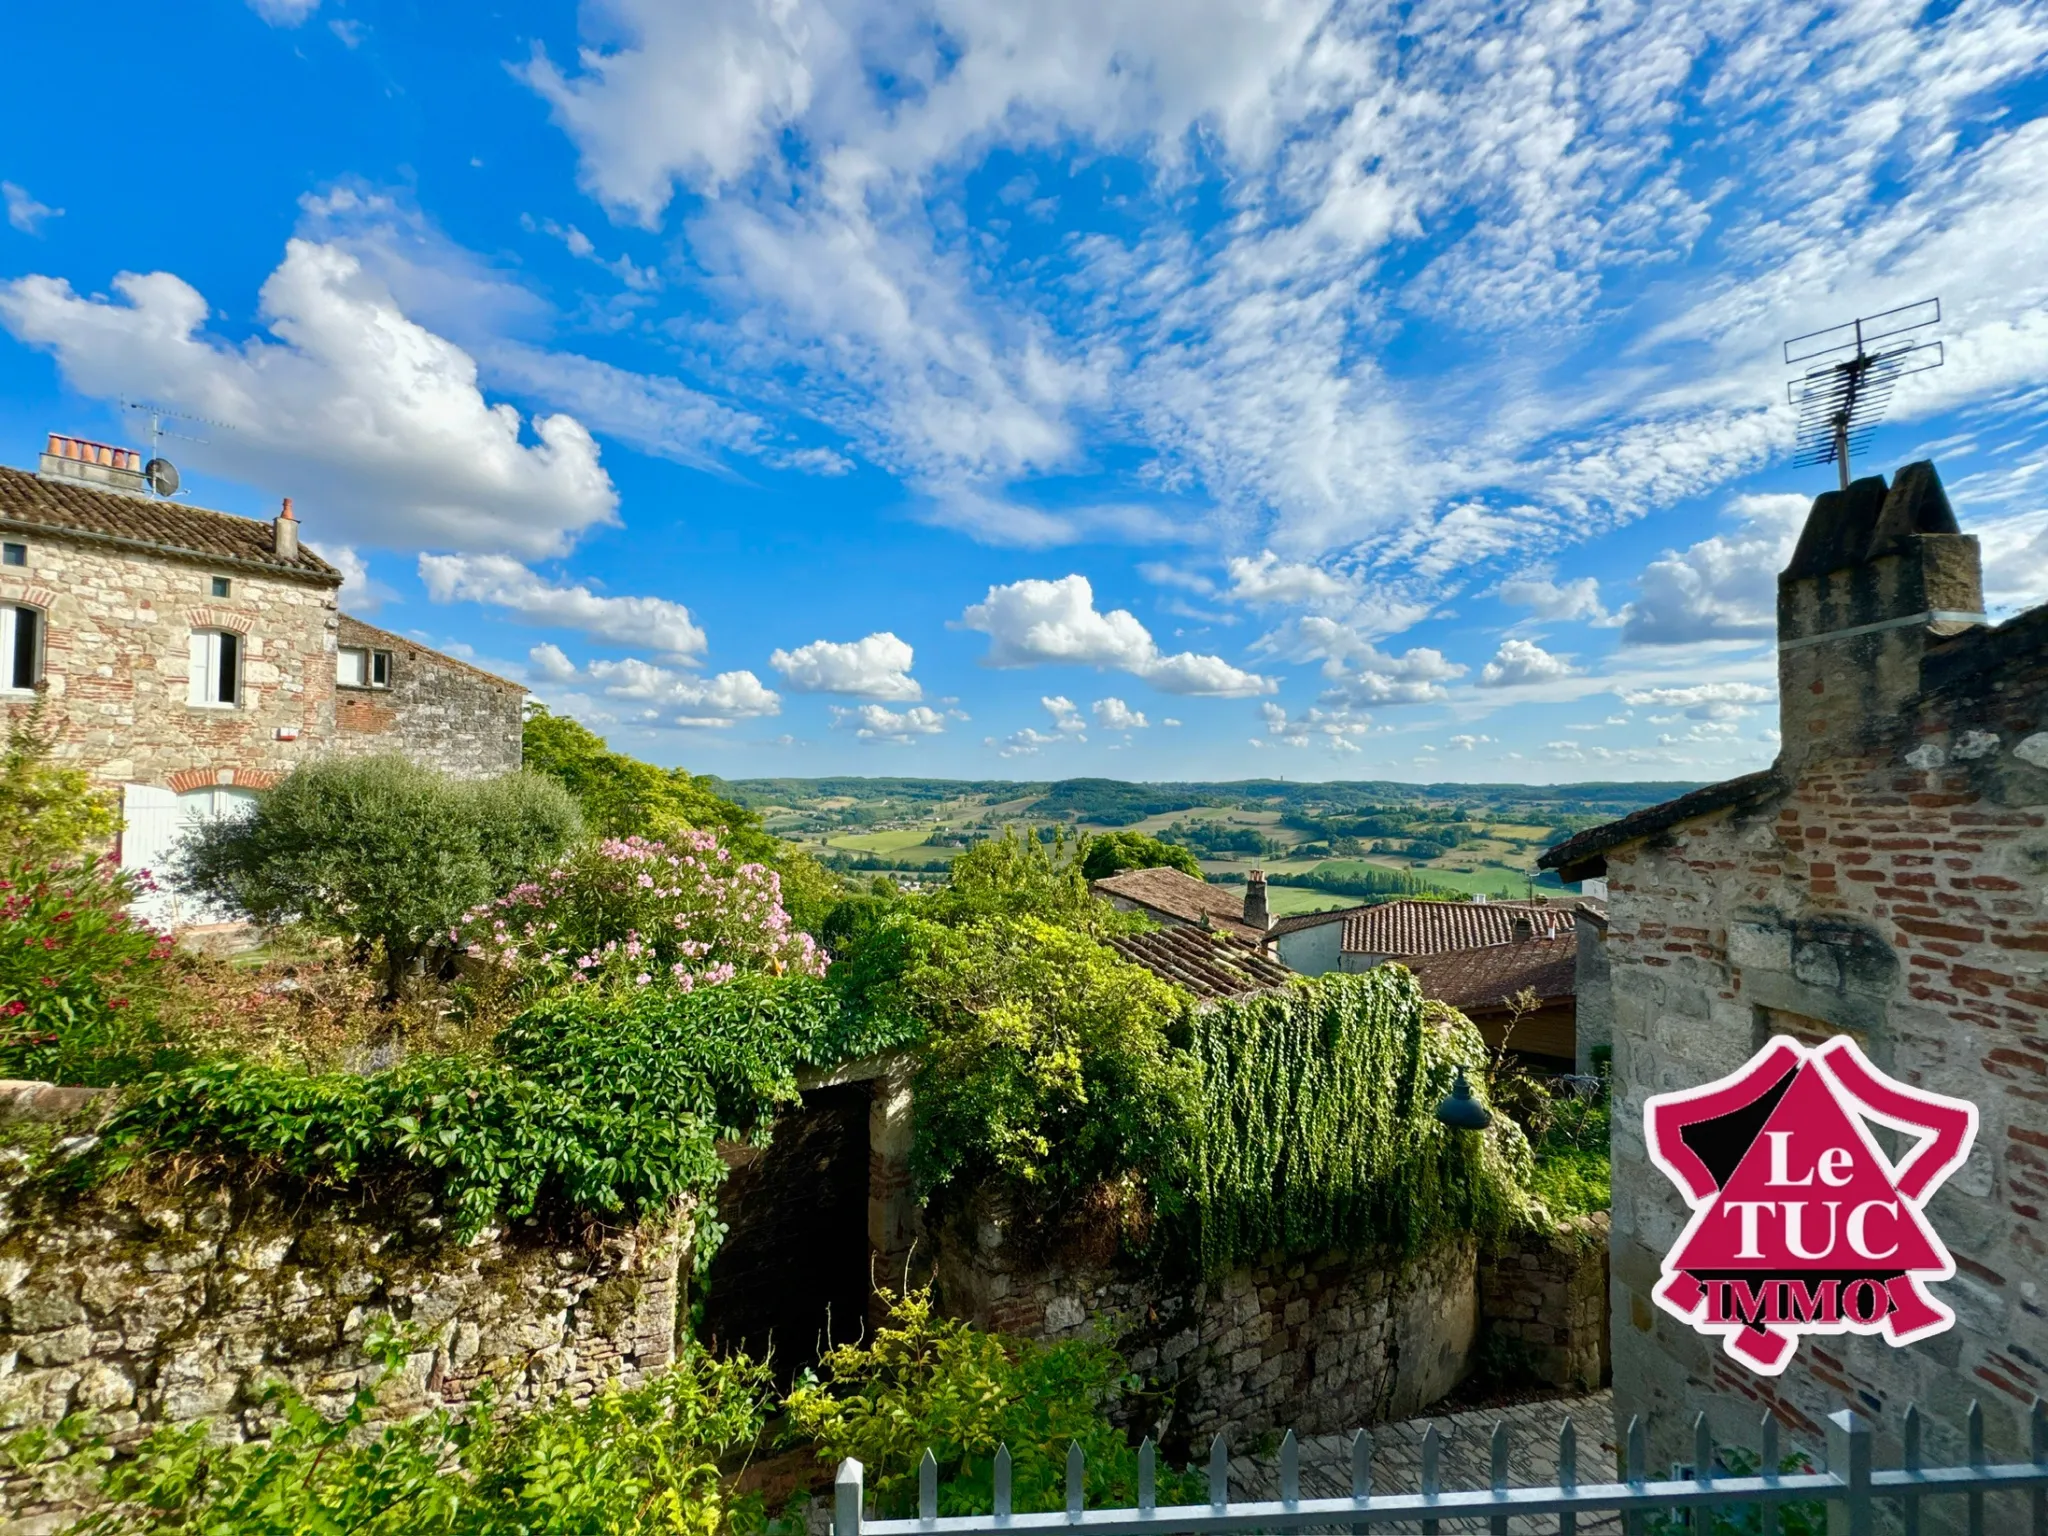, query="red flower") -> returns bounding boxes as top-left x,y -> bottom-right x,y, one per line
1,1001 -> 23,1017
37,977 -> 55,987
108,998 -> 130,1010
